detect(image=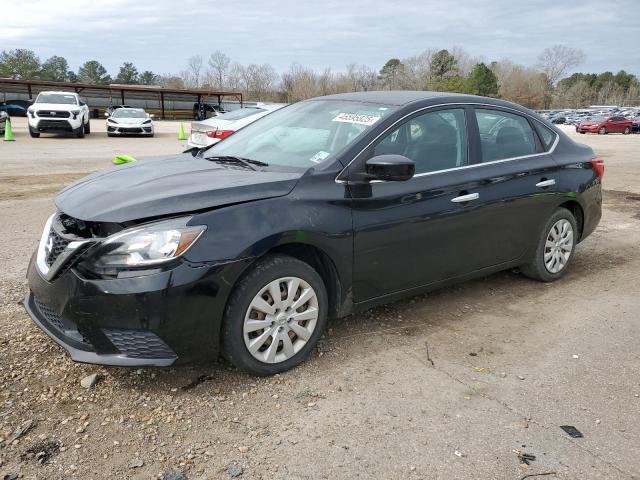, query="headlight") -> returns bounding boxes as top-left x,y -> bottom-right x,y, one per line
143,119 -> 152,124
84,217 -> 205,275
71,110 -> 80,119
107,118 -> 118,124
